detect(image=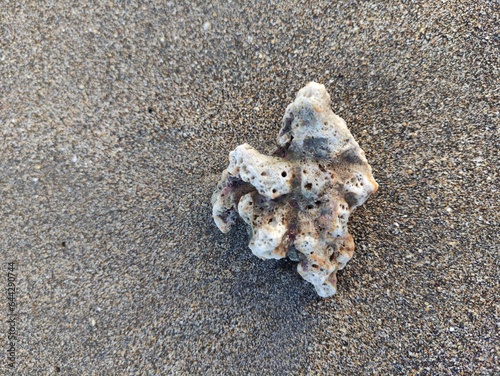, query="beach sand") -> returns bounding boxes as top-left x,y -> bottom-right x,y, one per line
0,1 -> 498,374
